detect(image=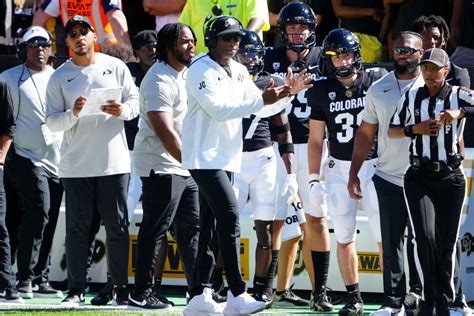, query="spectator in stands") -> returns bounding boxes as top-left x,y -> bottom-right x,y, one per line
331,0 -> 389,62
1,26 -> 64,300
0,0 -> 37,55
267,0 -> 338,47
45,15 -> 138,307
142,0 -> 186,32
179,0 -> 269,54
32,0 -> 132,54
122,0 -> 155,39
0,77 -> 24,304
449,0 -> 474,68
